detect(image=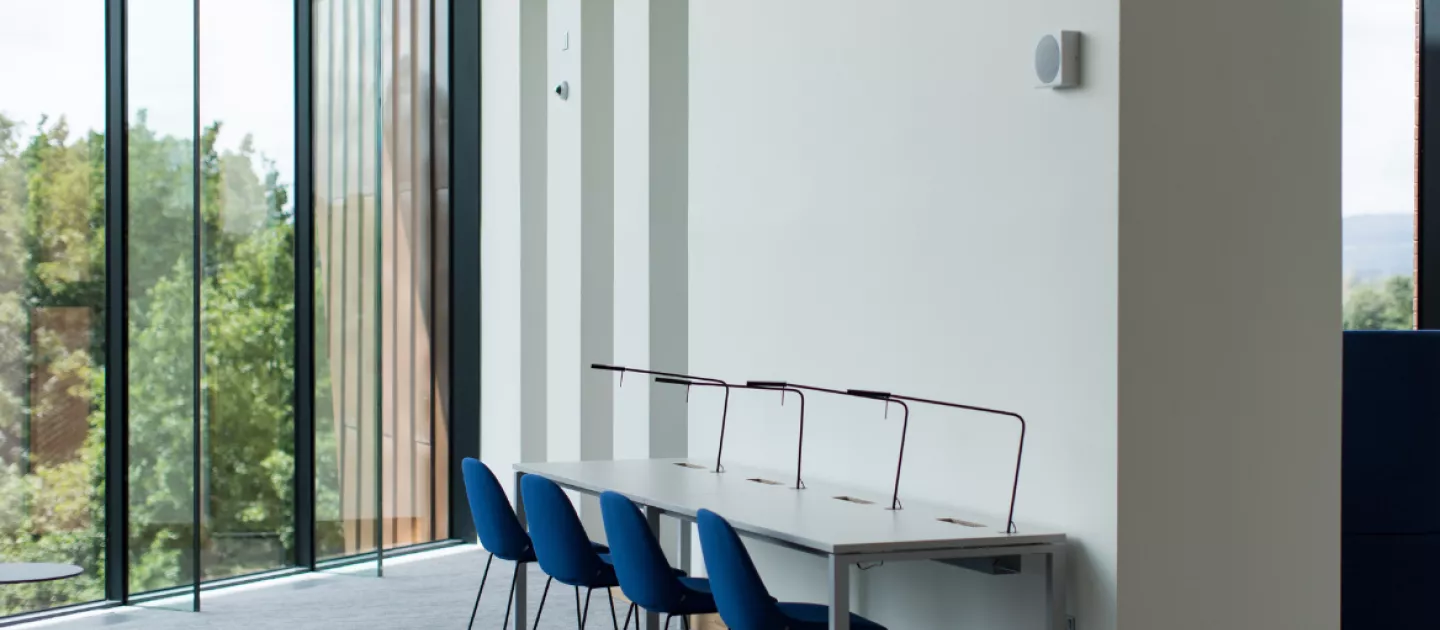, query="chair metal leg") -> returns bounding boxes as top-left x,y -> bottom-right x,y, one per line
681,615 -> 690,630
622,602 -> 636,630
664,614 -> 674,630
468,554 -> 494,630
532,576 -> 554,630
580,587 -> 594,628
502,562 -> 521,630
607,588 -> 620,630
